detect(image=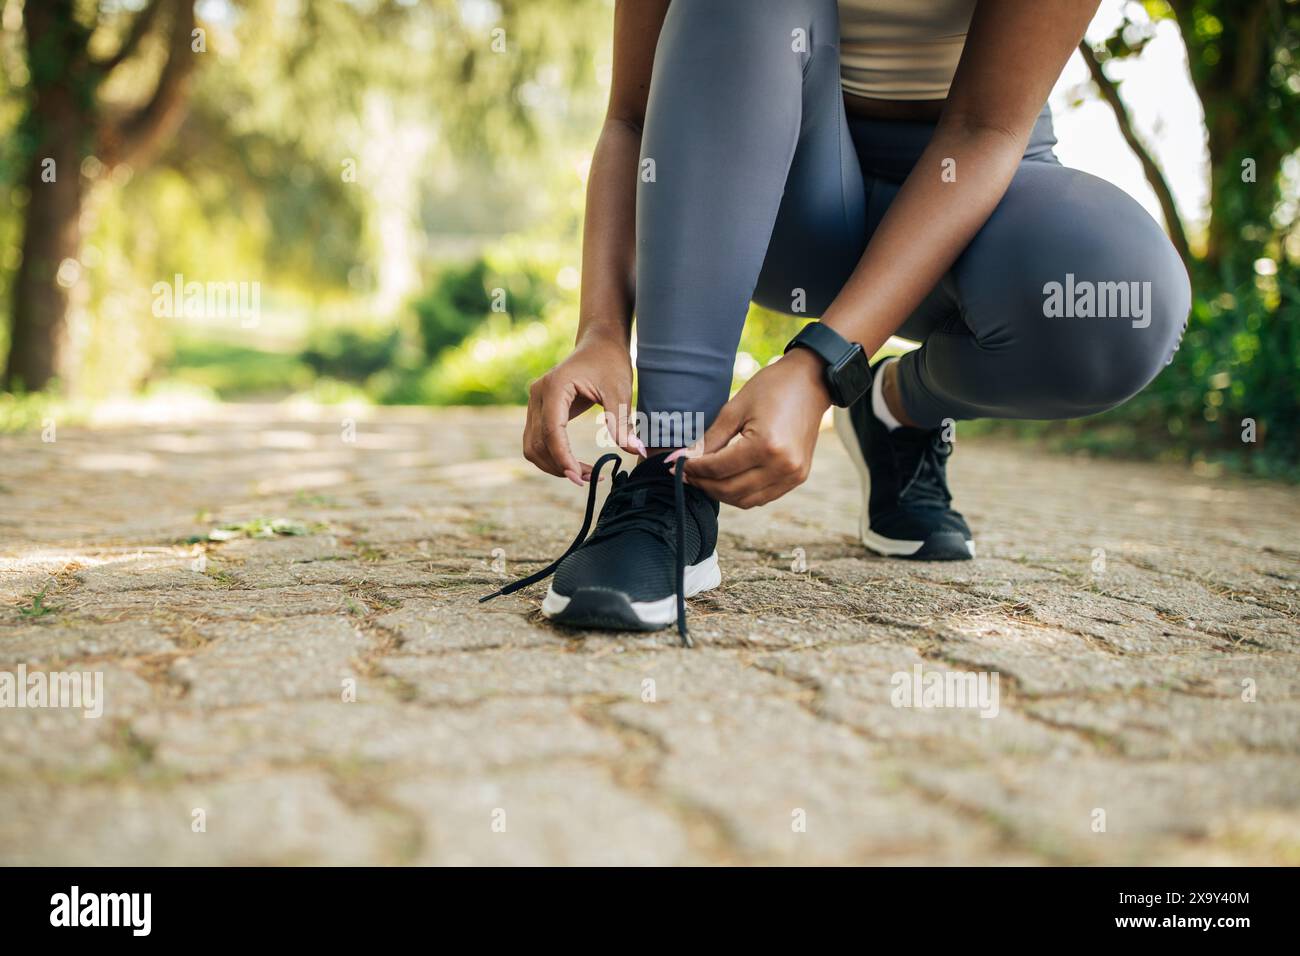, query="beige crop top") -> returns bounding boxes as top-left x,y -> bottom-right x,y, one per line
838,0 -> 978,101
